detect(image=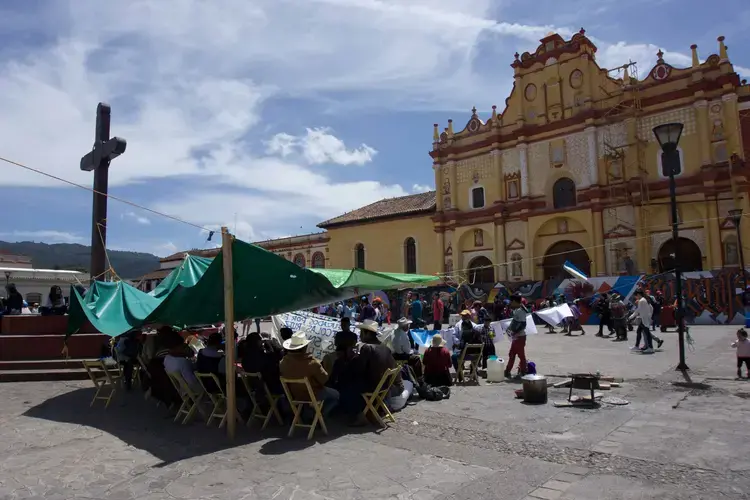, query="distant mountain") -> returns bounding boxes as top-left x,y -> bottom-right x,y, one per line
0,241 -> 160,279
